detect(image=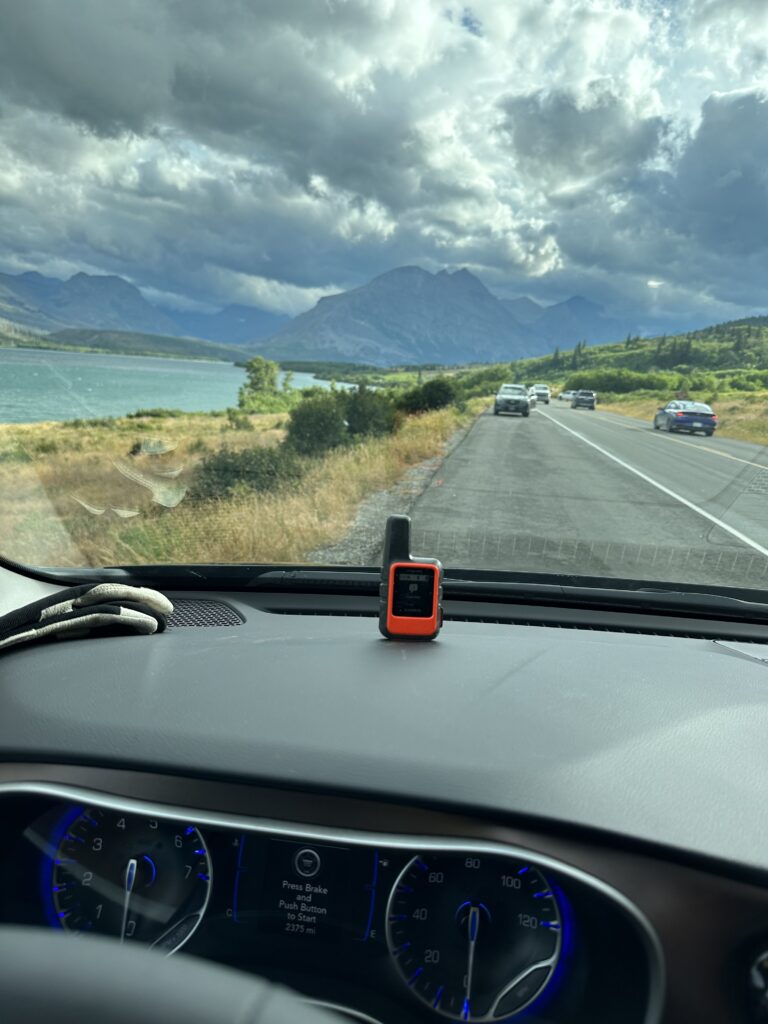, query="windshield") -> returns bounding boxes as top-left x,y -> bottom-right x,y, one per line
2,1 -> 768,594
